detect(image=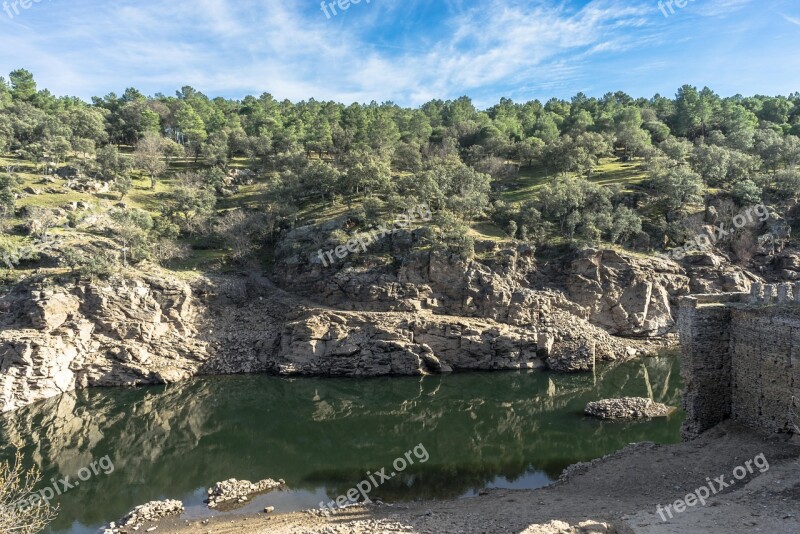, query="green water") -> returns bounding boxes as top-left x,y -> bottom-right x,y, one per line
0,355 -> 684,533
